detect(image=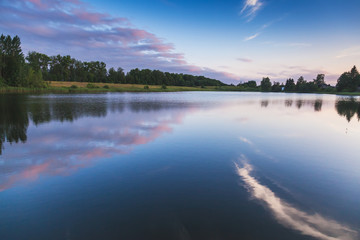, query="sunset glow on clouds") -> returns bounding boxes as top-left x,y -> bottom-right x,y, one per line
1,0 -> 360,84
